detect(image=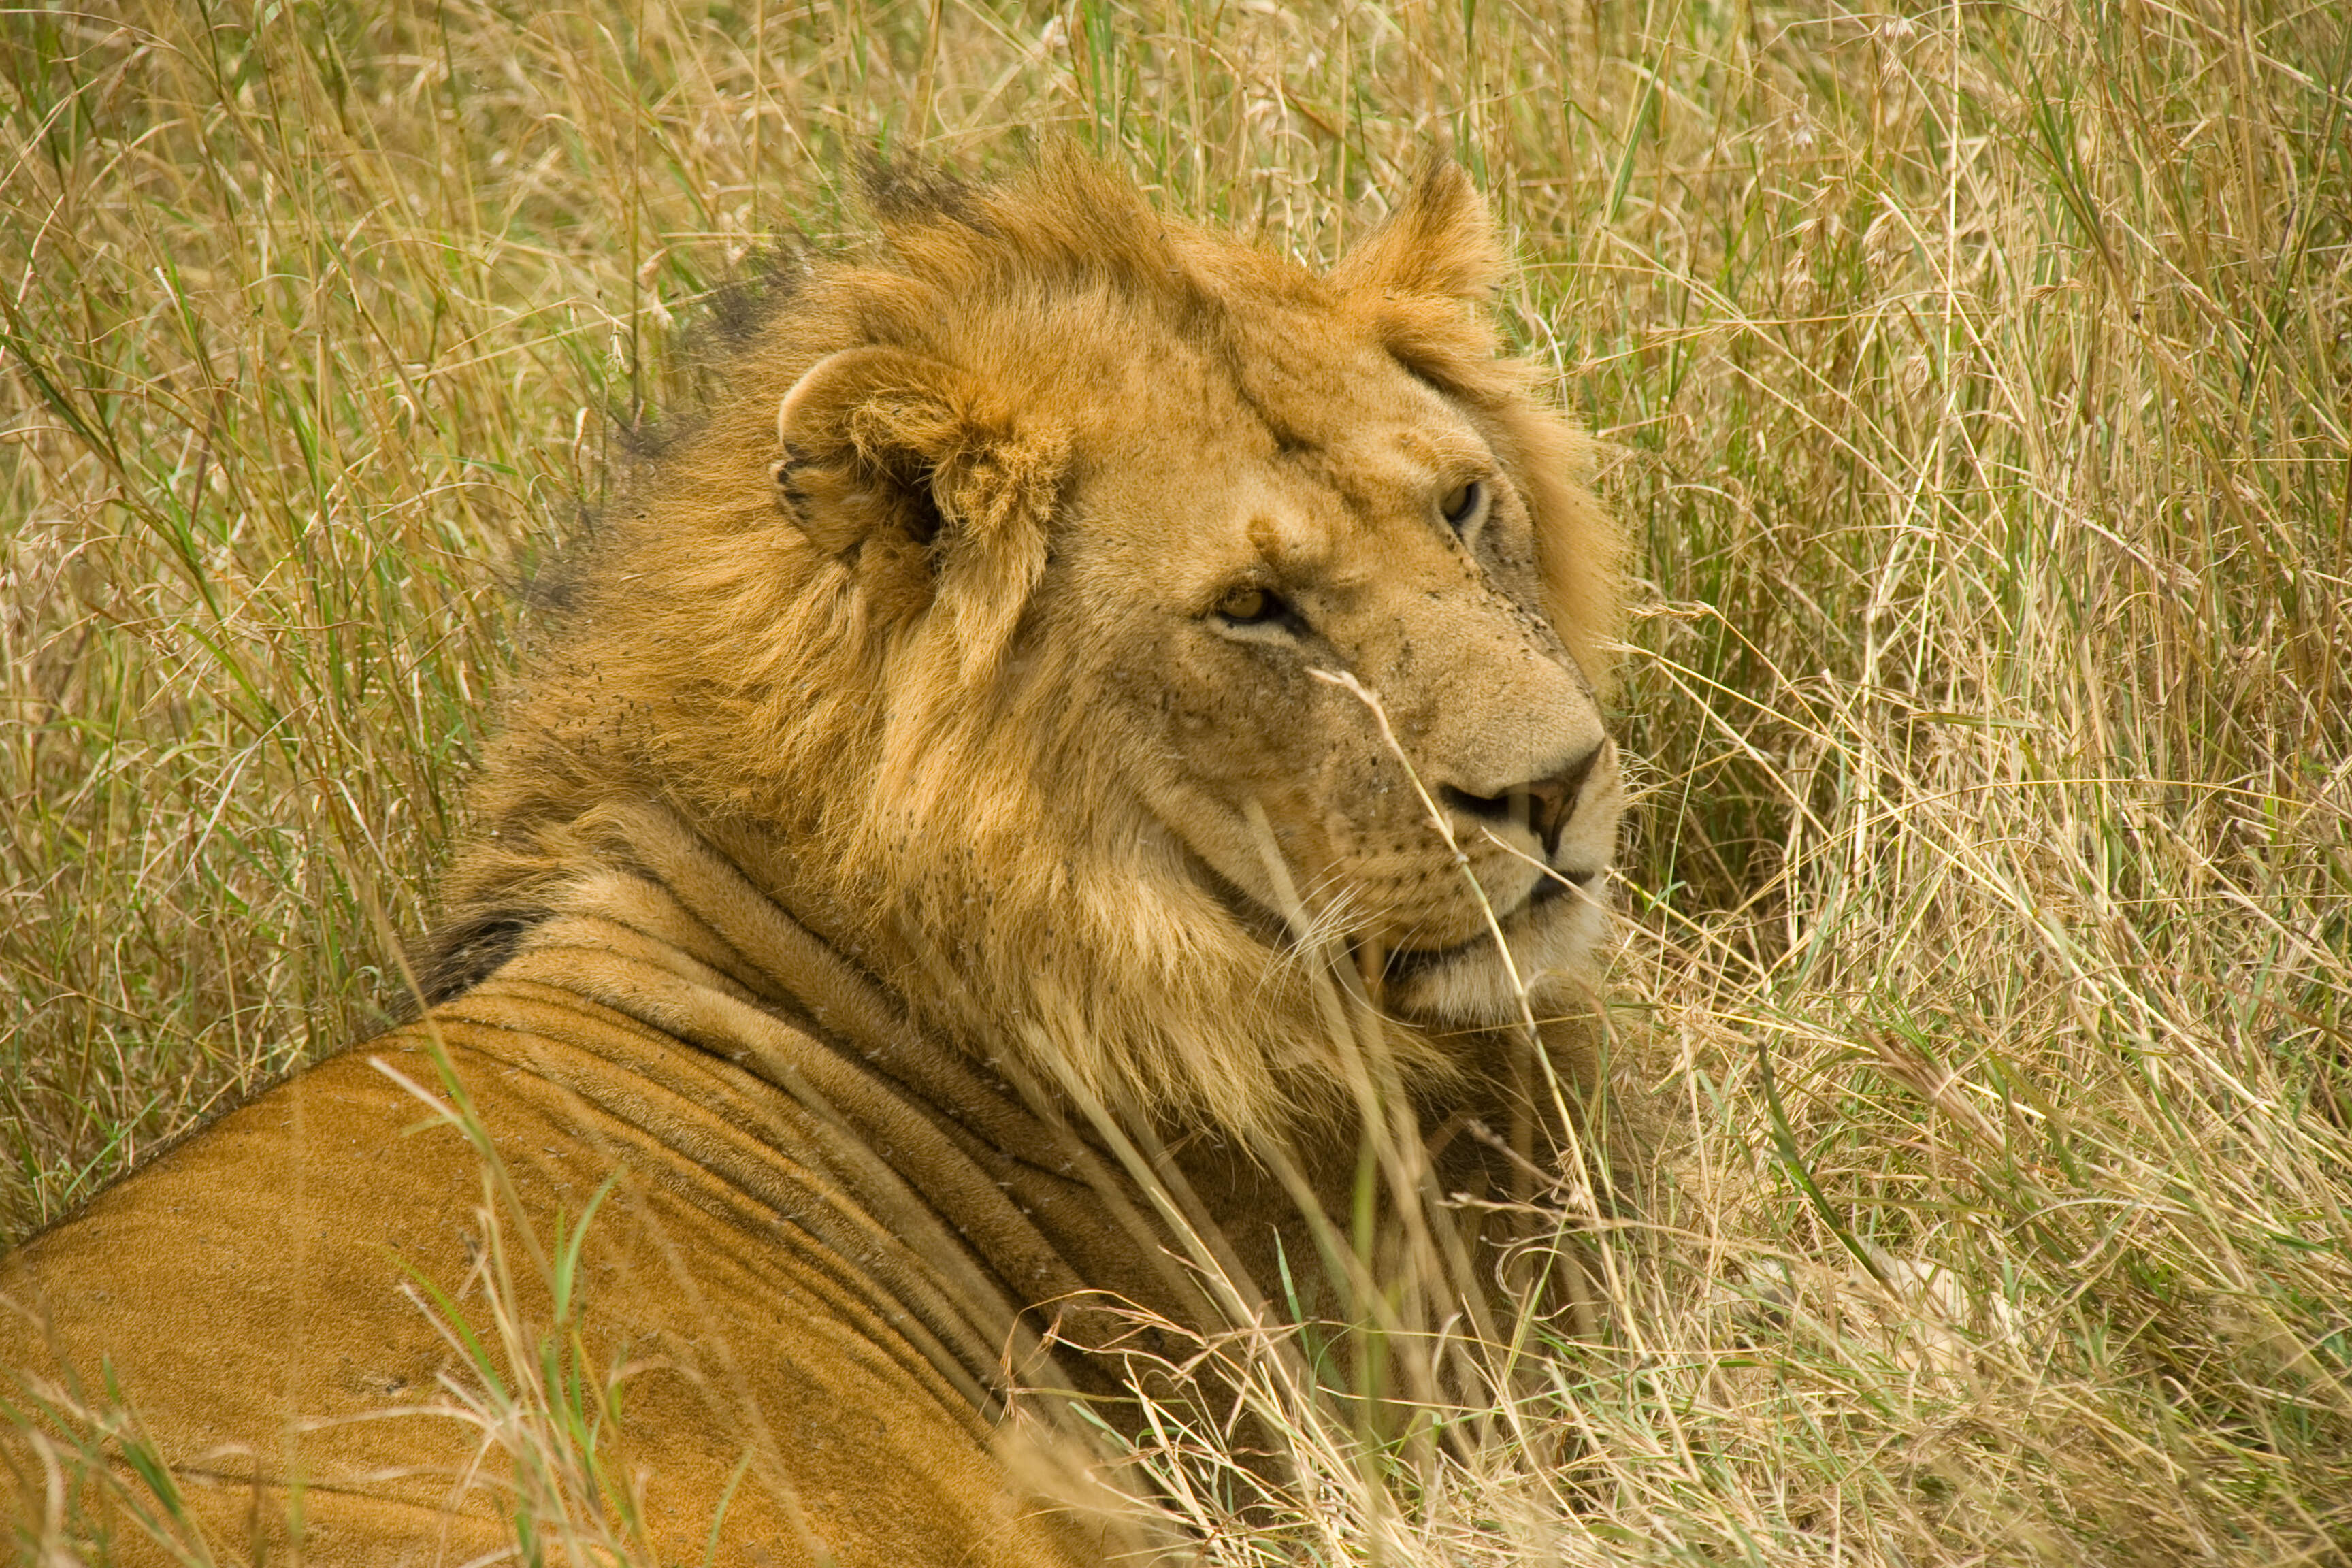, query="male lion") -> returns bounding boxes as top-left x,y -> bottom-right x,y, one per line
1,154 -> 1625,1565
